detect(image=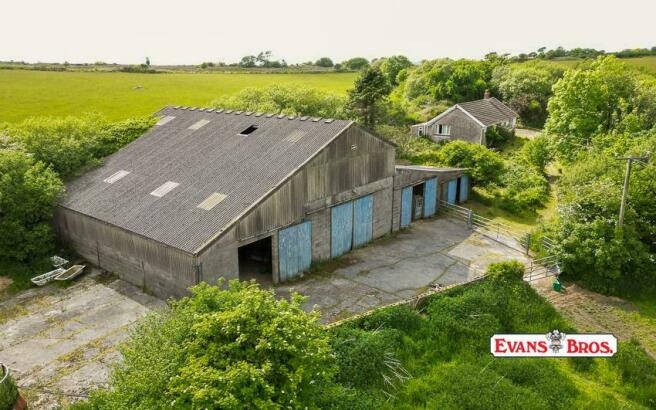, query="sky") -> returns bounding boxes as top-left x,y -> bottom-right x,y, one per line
3,0 -> 656,65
